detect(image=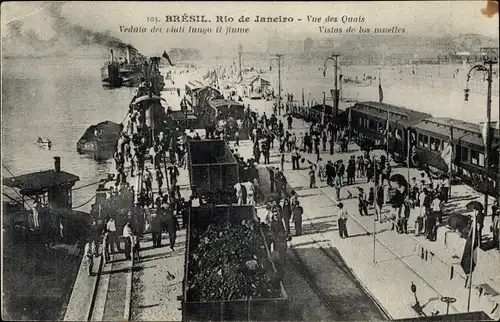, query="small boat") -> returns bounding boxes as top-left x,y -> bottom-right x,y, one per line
36,137 -> 52,149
